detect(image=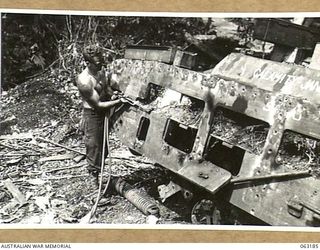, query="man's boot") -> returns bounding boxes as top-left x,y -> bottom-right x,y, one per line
87,169 -> 110,206
88,169 -> 99,188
